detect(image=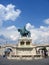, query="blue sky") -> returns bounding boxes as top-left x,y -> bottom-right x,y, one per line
0,0 -> 49,44
0,0 -> 49,28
